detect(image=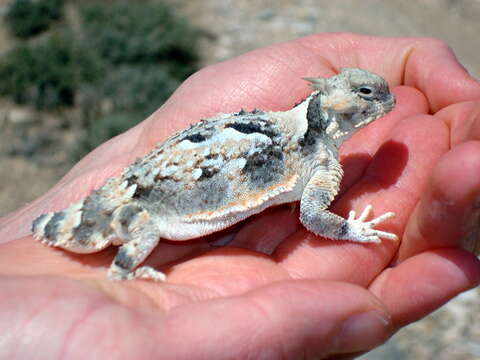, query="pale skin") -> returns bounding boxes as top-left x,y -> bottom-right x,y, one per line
1,34 -> 480,359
